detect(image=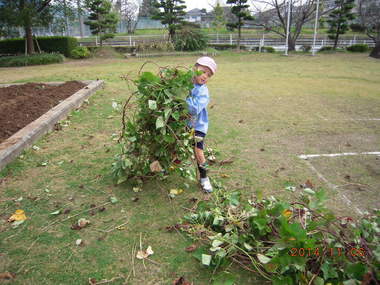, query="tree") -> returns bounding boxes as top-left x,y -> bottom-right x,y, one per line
252,0 -> 335,51
212,1 -> 226,31
226,0 -> 254,51
0,0 -> 53,54
139,0 -> 159,17
358,0 -> 380,58
120,0 -> 139,34
50,0 -> 77,36
151,0 -> 186,41
85,0 -> 119,46
327,0 -> 355,49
